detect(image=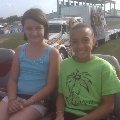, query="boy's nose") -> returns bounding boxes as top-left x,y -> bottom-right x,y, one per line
77,41 -> 84,48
